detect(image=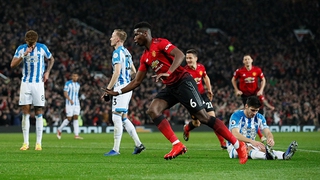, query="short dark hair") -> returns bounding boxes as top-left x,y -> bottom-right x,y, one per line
186,49 -> 198,57
246,96 -> 261,108
134,21 -> 152,30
